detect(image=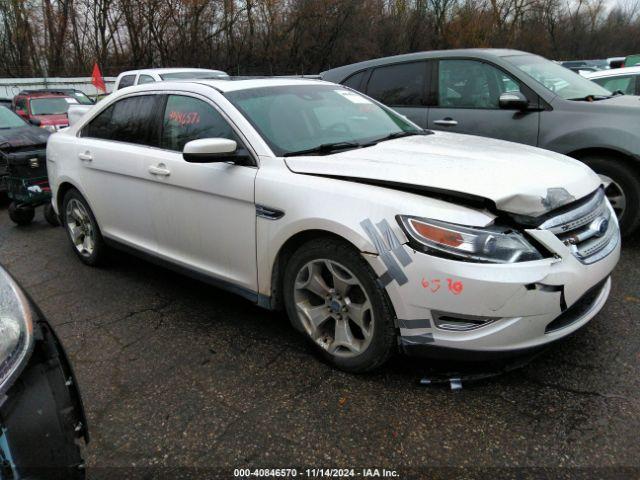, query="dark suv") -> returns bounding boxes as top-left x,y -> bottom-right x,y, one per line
322,49 -> 640,237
